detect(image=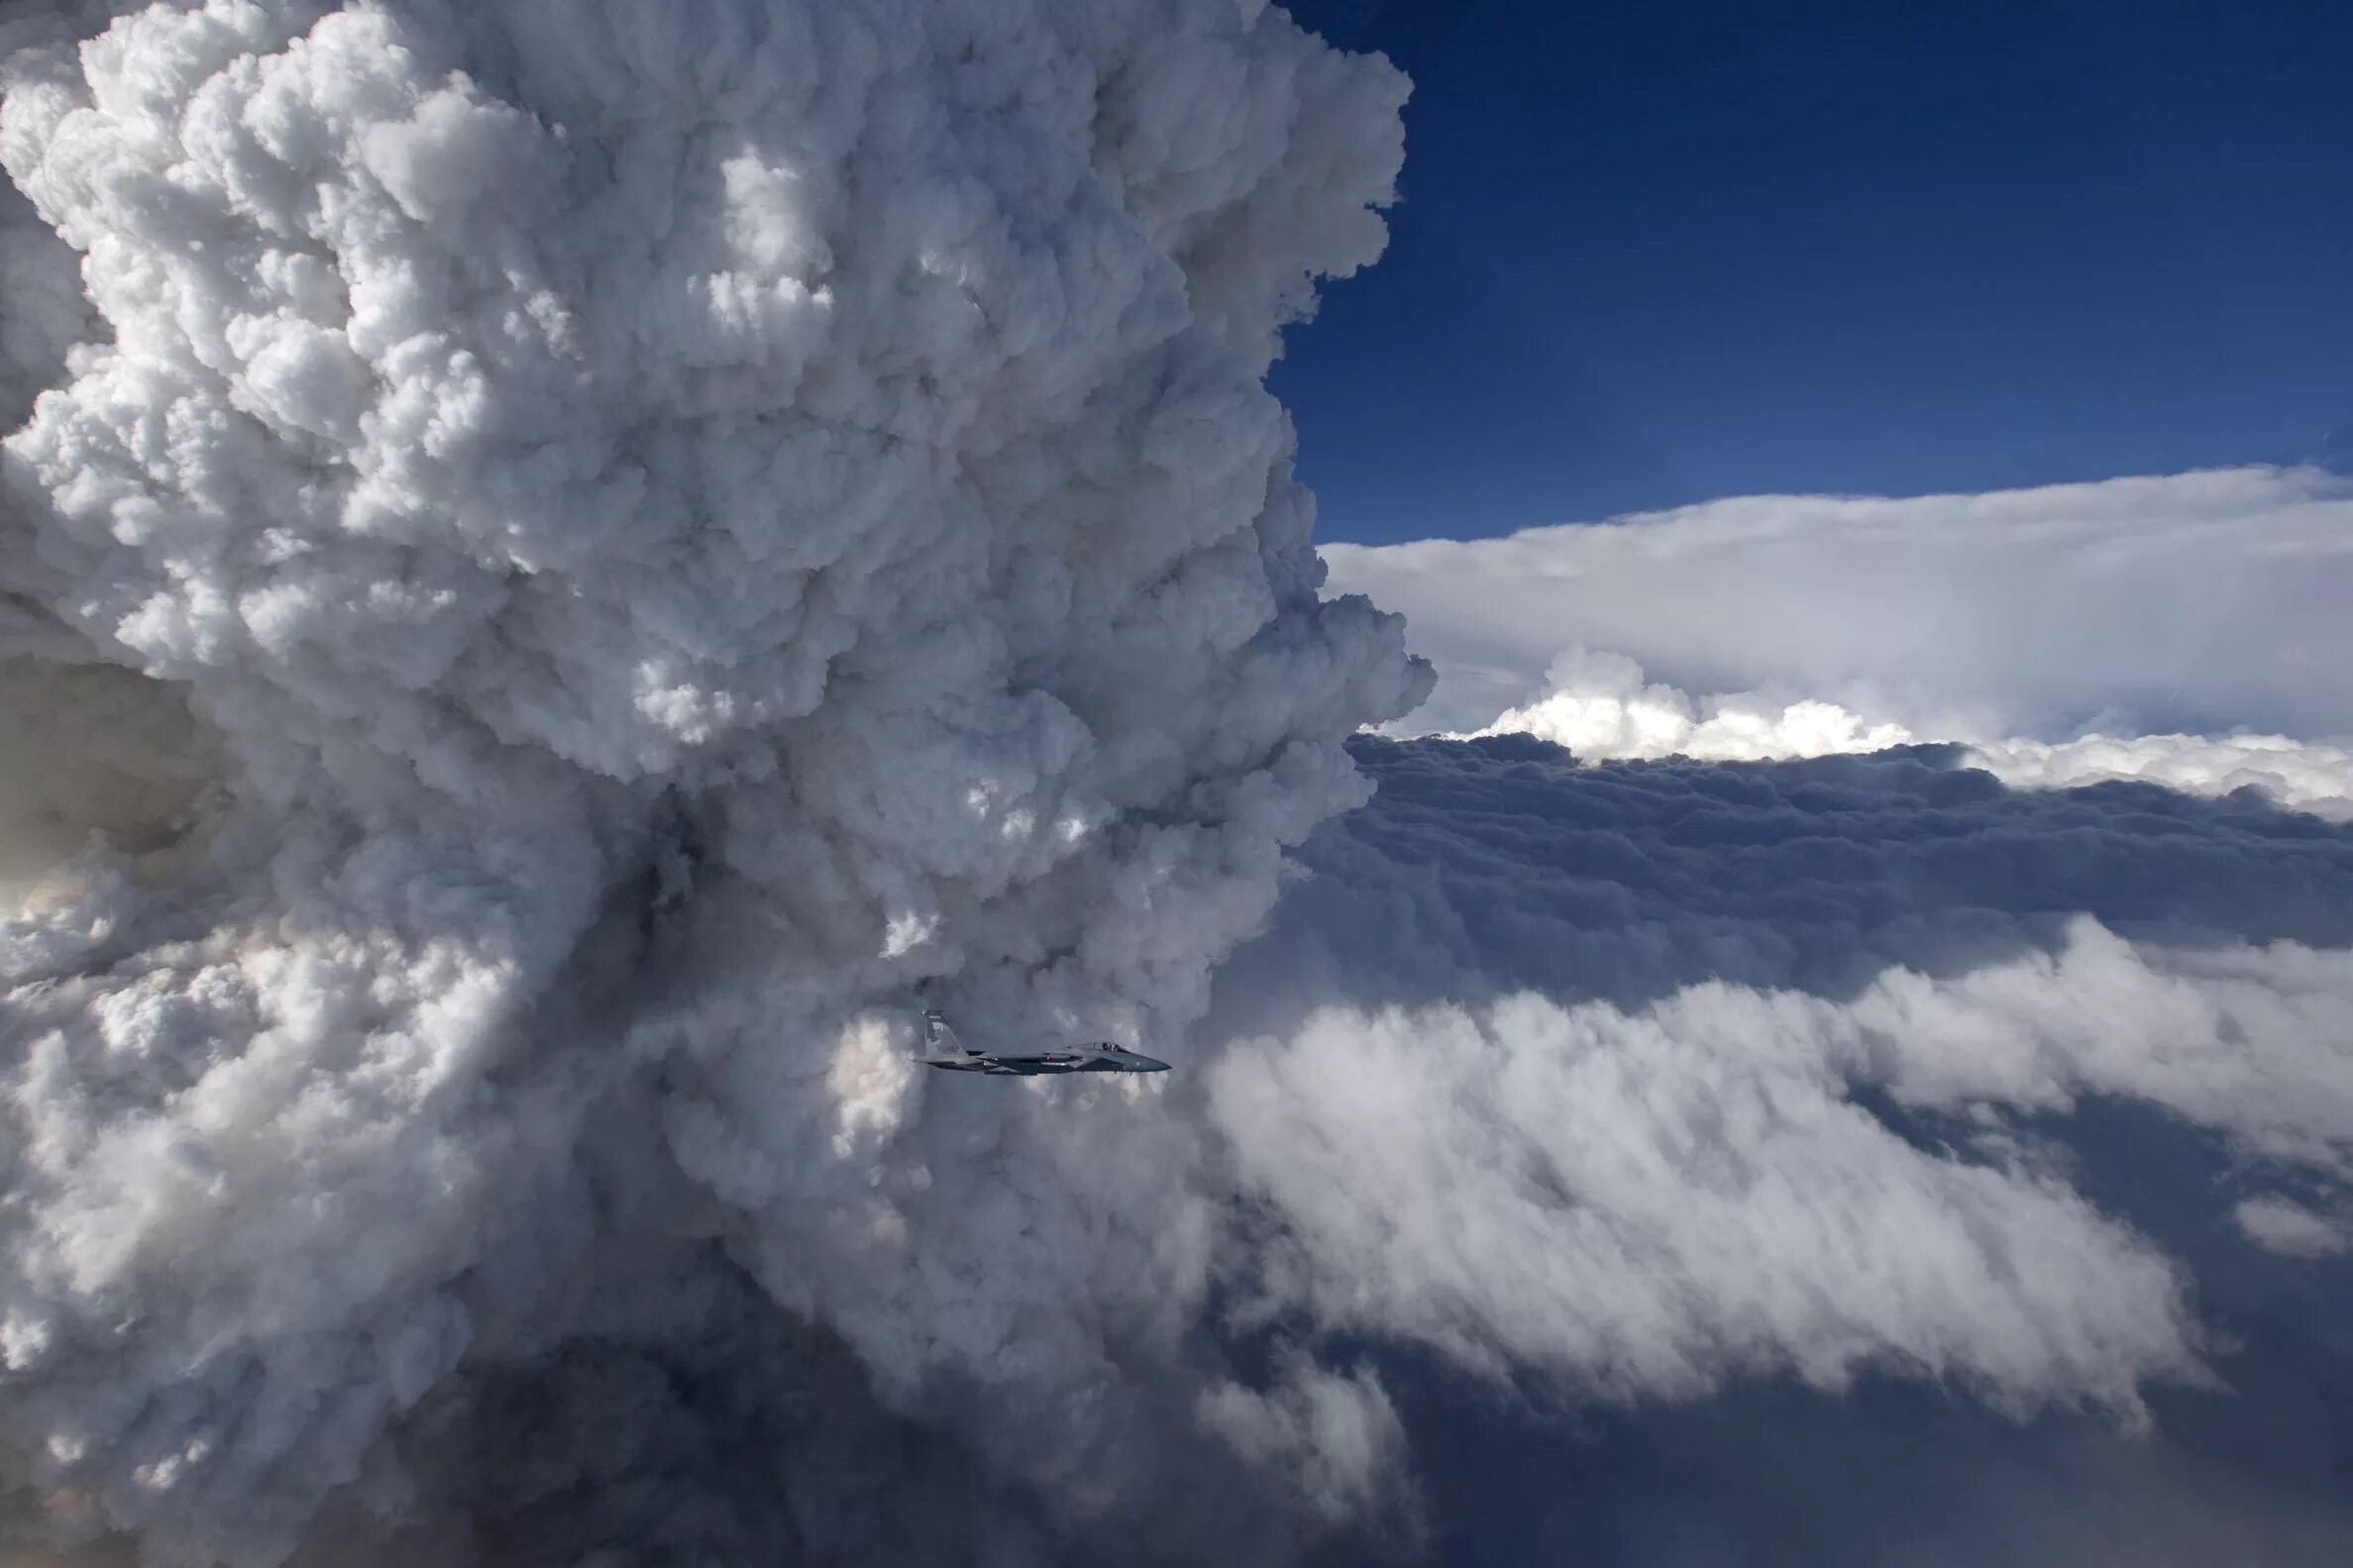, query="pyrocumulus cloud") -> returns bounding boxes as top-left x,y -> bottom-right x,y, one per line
0,1 -> 1425,1560
6,4 -> 2351,1566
